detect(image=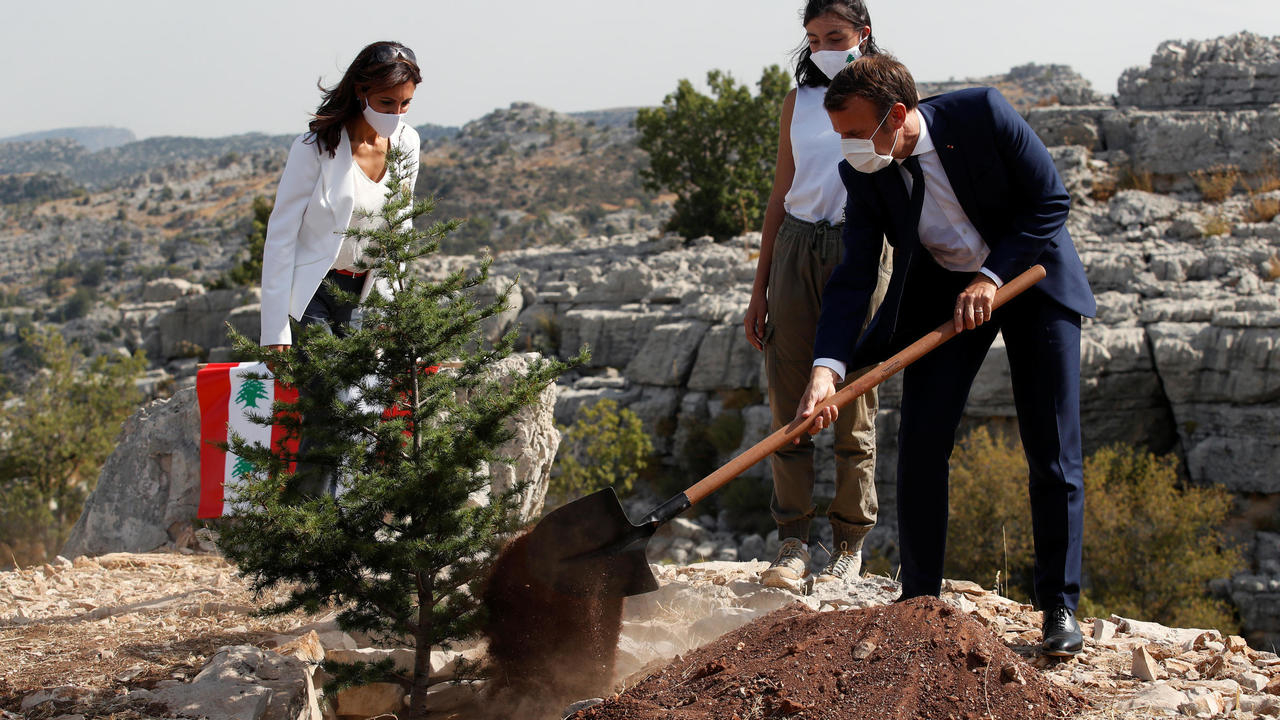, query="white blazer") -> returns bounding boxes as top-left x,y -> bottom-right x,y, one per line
259,124 -> 421,345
